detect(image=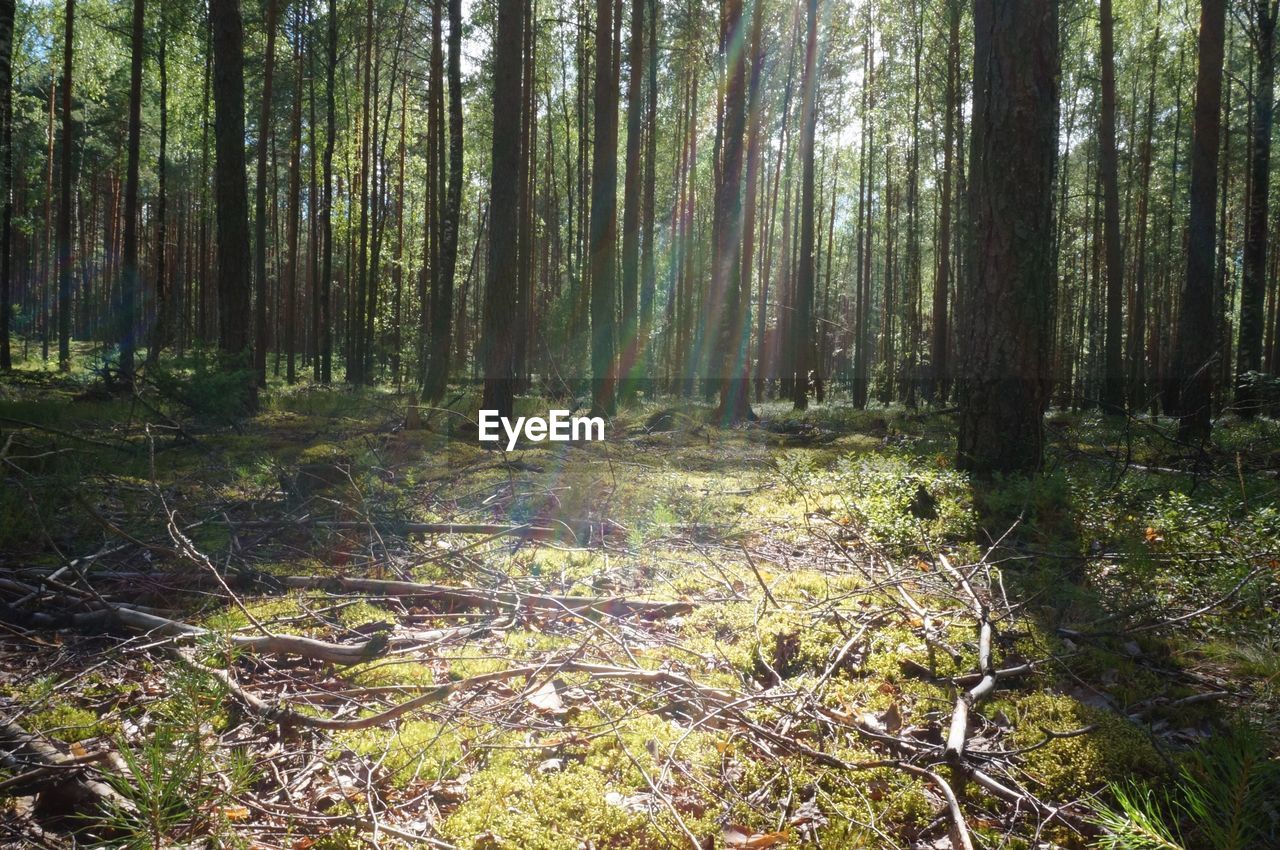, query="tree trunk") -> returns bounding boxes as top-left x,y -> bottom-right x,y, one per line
1238,1 -> 1279,416
424,0 -> 462,401
210,0 -> 255,408
252,0 -> 278,384
480,0 -> 524,419
1169,0 -> 1226,440
791,0 -> 818,411
1099,0 -> 1125,413
588,0 -> 619,415
57,0 -> 73,371
147,0 -> 170,367
928,0 -> 960,404
638,0 -> 658,397
711,0 -> 750,421
956,0 -> 1059,475
284,7 -> 303,384
619,0 -> 645,403
0,0 -> 13,371
118,0 -> 144,384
